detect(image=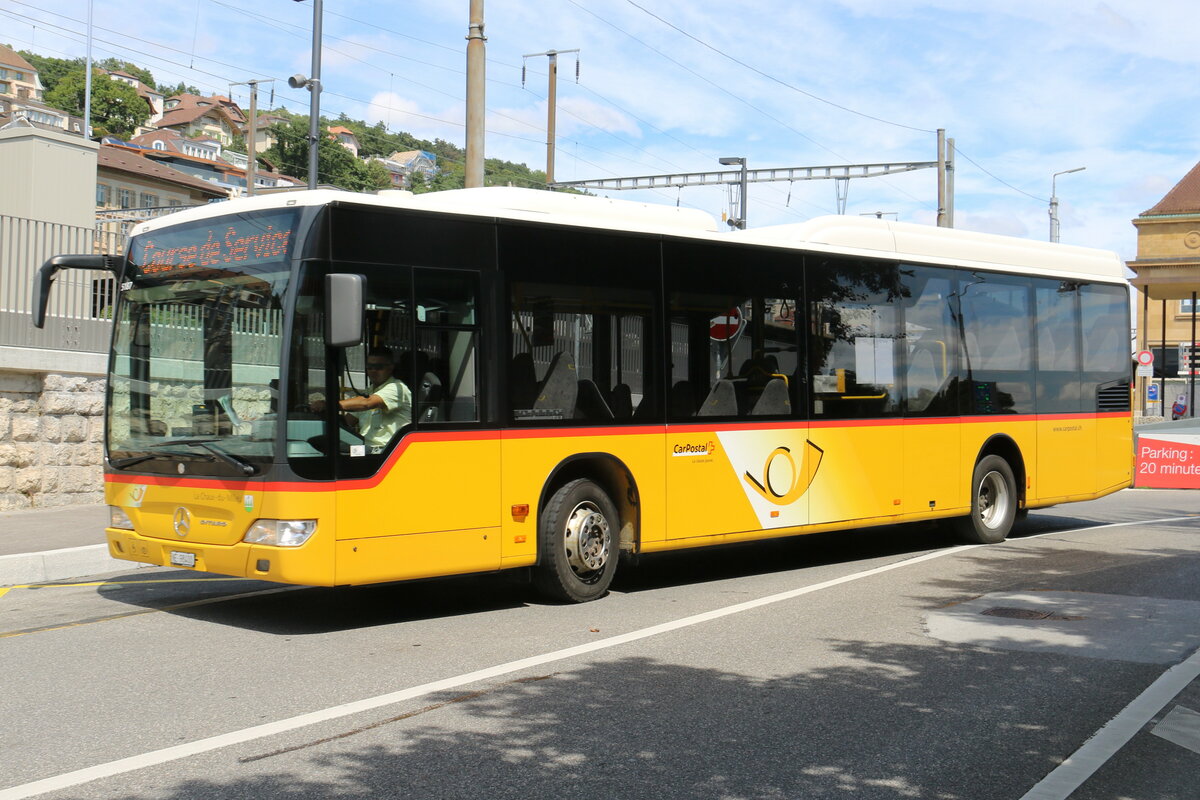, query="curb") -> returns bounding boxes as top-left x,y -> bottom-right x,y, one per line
0,544 -> 147,586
